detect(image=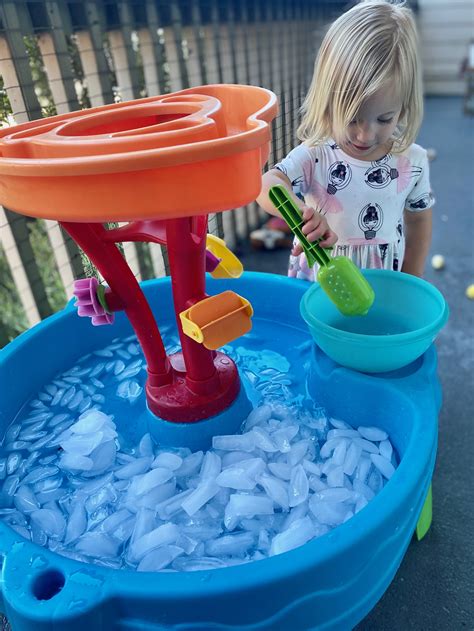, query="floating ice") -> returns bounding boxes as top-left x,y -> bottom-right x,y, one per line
182,479 -> 220,516
115,457 -> 152,479
116,379 -> 143,403
288,465 -> 309,507
30,508 -> 66,540
370,454 -> 396,480
270,516 -> 314,556
130,523 -> 180,562
0,338 -> 399,573
358,426 -> 388,442
138,545 -> 183,571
